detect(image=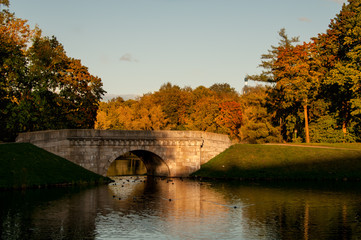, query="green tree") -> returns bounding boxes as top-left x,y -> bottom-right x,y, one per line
317,0 -> 361,139
0,11 -> 105,141
0,10 -> 33,140
26,35 -> 105,129
240,85 -> 281,143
